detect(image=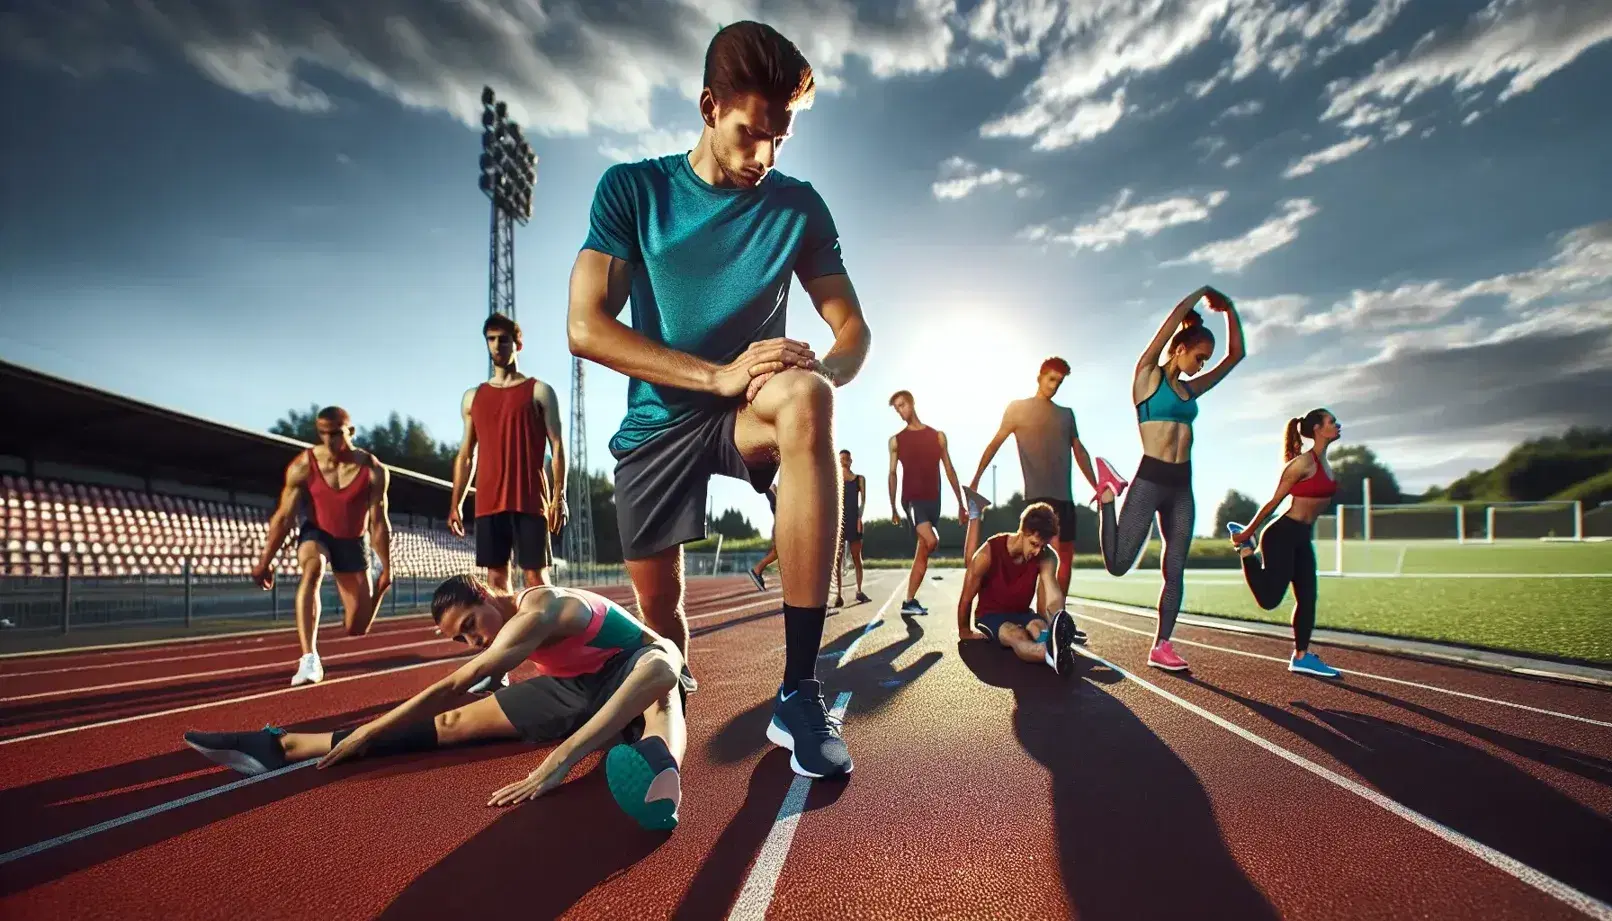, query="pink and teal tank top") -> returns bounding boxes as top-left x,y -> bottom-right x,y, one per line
517,586 -> 653,679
